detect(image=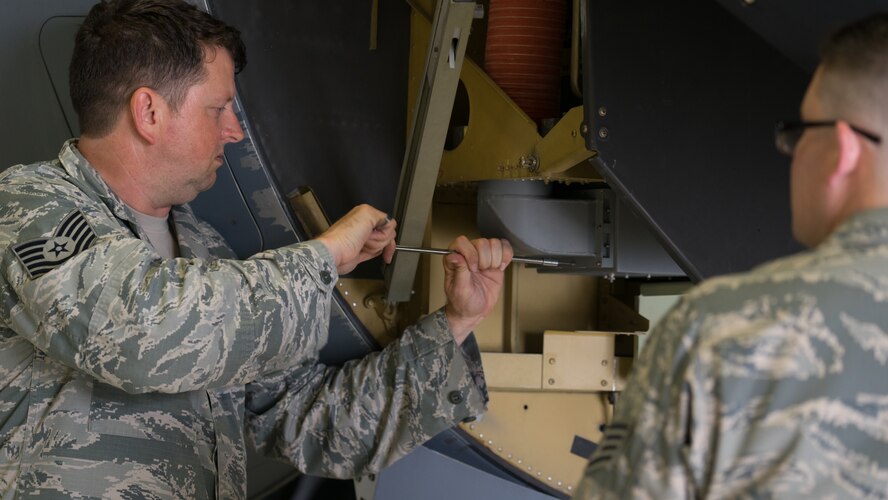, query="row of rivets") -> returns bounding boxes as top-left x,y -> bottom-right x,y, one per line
468,424 -> 572,491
